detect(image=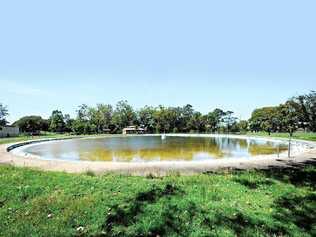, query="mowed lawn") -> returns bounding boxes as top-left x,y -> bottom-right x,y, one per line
0,165 -> 315,237
0,133 -> 315,236
248,132 -> 316,142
